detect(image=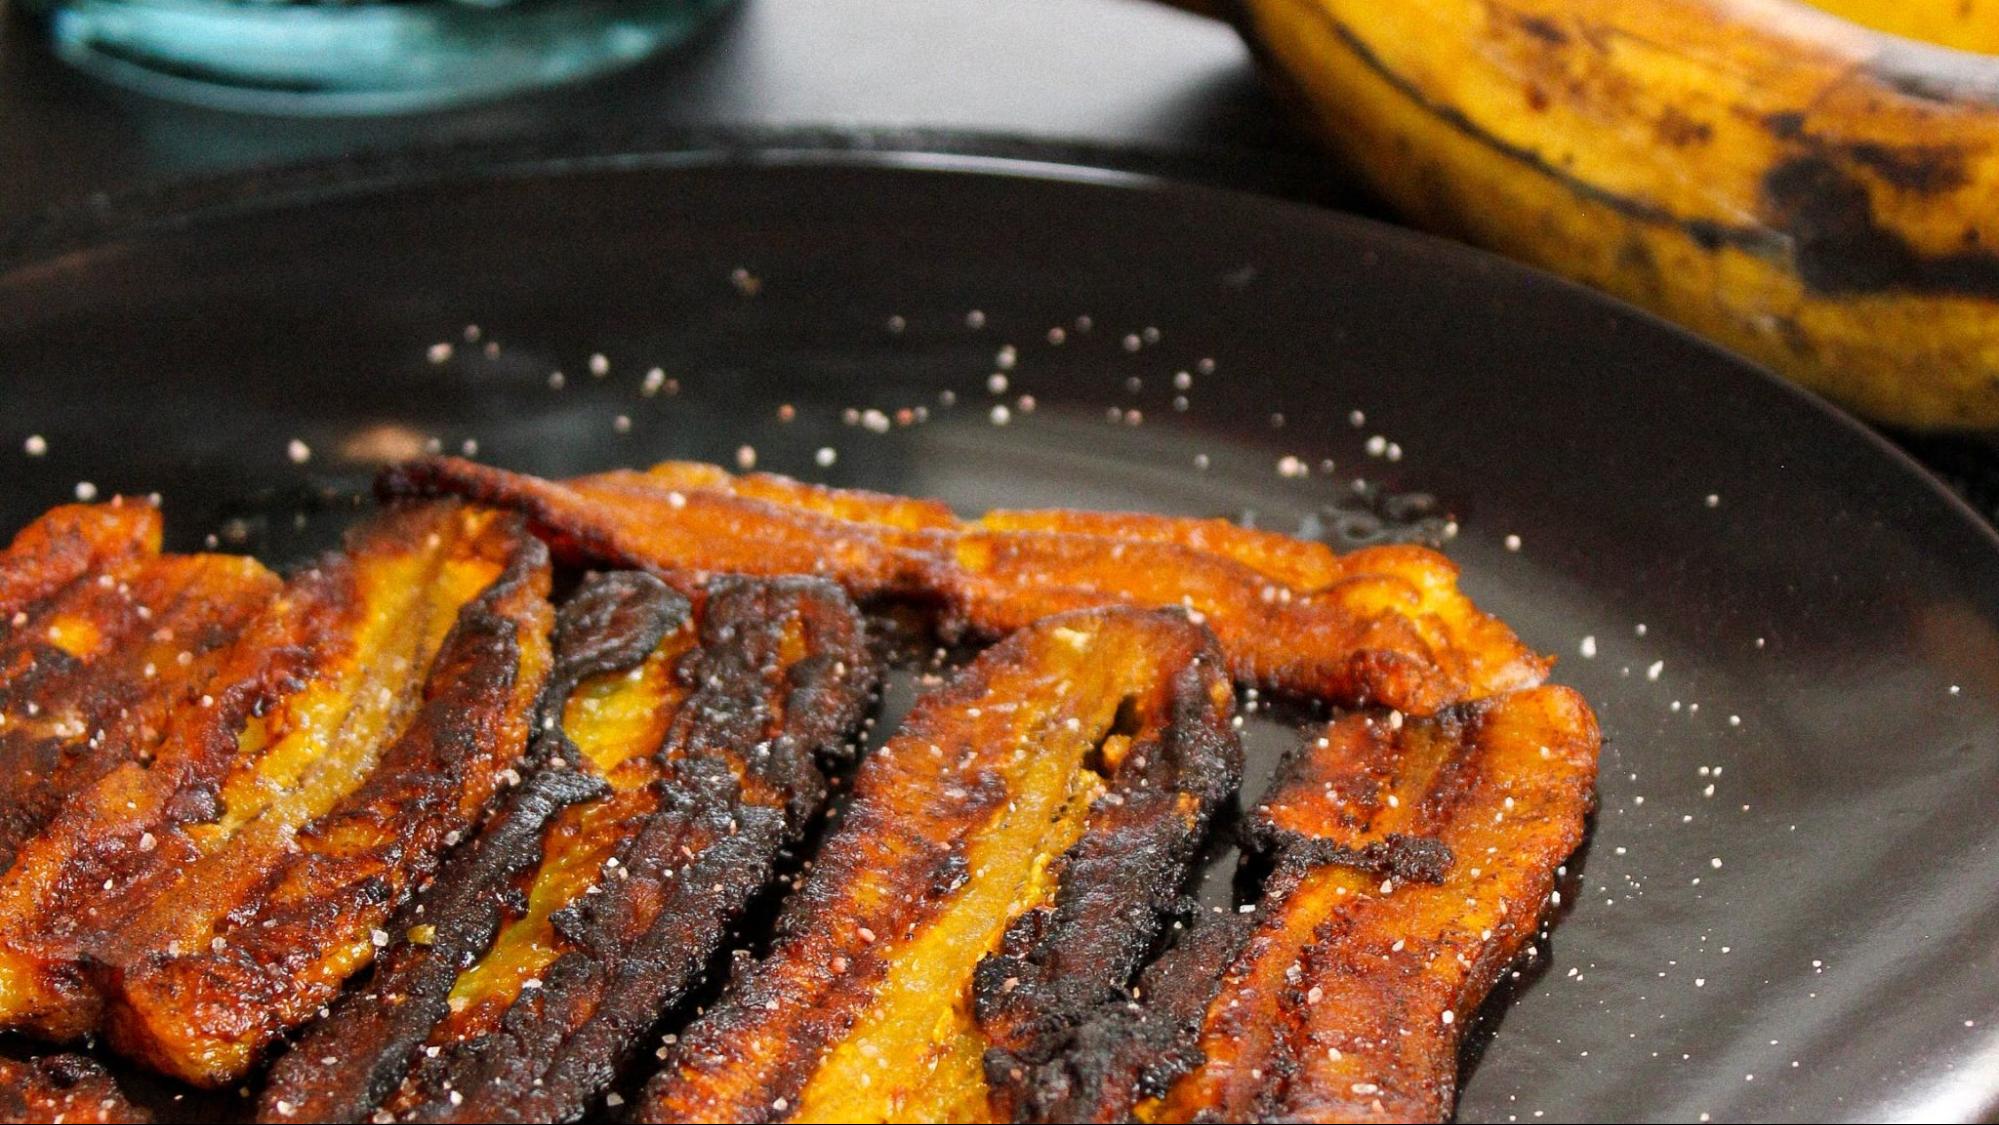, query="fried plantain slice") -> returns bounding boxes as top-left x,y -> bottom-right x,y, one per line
0,502 -> 161,627
379,457 -> 1546,713
973,507 -> 1341,591
255,570 -> 683,1123
636,606 -> 1241,1125
972,624 -> 1239,1123
0,1053 -> 148,1124
0,546 -> 279,876
1124,686 -> 1600,1124
64,502 -> 552,1087
269,573 -> 876,1124
0,512 -> 414,1039
386,575 -> 876,1124
0,587 -> 331,1035
0,509 -> 287,1040
381,461 -> 935,598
